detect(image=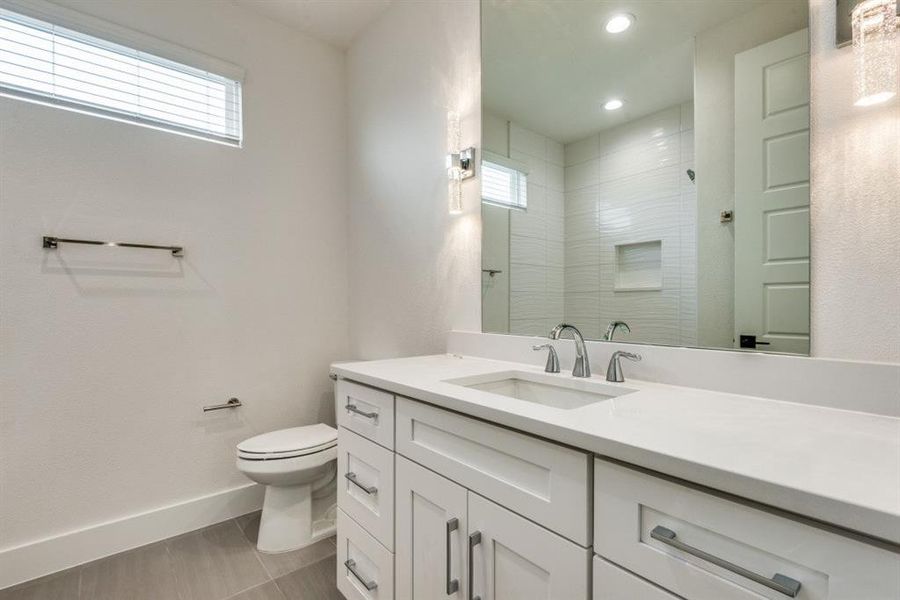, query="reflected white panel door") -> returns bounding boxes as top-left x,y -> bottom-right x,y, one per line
396,456 -> 467,600
734,29 -> 810,354
468,493 -> 589,600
